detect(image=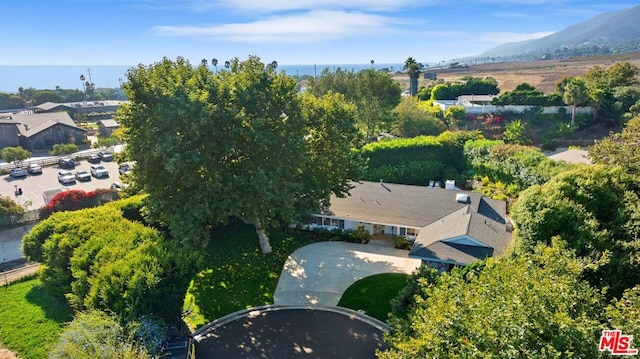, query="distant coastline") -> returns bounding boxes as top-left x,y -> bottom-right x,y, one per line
0,63 -> 404,93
